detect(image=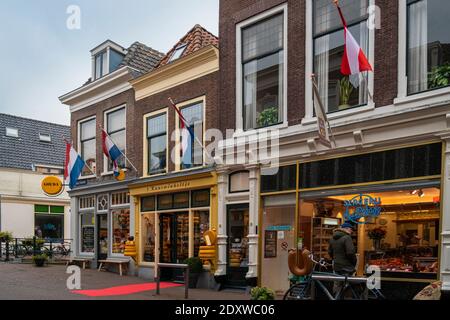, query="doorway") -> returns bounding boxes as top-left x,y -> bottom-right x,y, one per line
97,214 -> 108,261
159,212 -> 189,281
226,204 -> 249,288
